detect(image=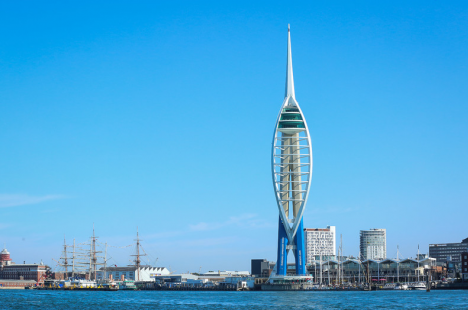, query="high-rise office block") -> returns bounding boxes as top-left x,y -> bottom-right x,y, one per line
360,229 -> 386,260
304,226 -> 336,264
429,237 -> 468,263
